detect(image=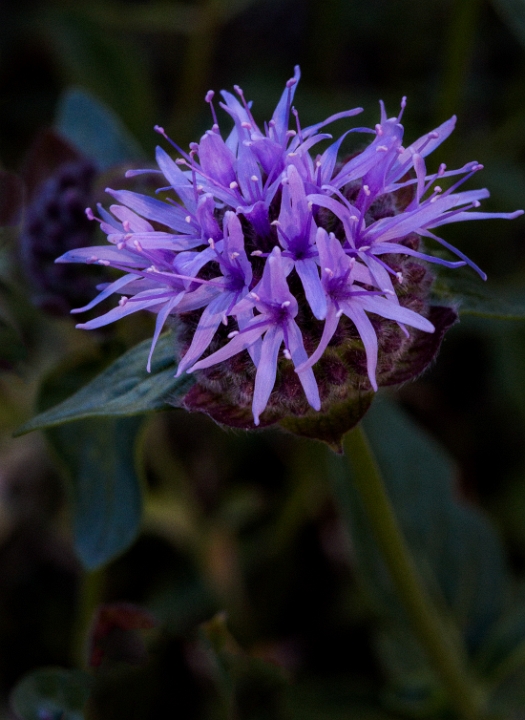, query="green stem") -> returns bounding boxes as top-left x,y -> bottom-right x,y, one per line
437,0 -> 480,125
71,568 -> 105,669
343,424 -> 487,720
